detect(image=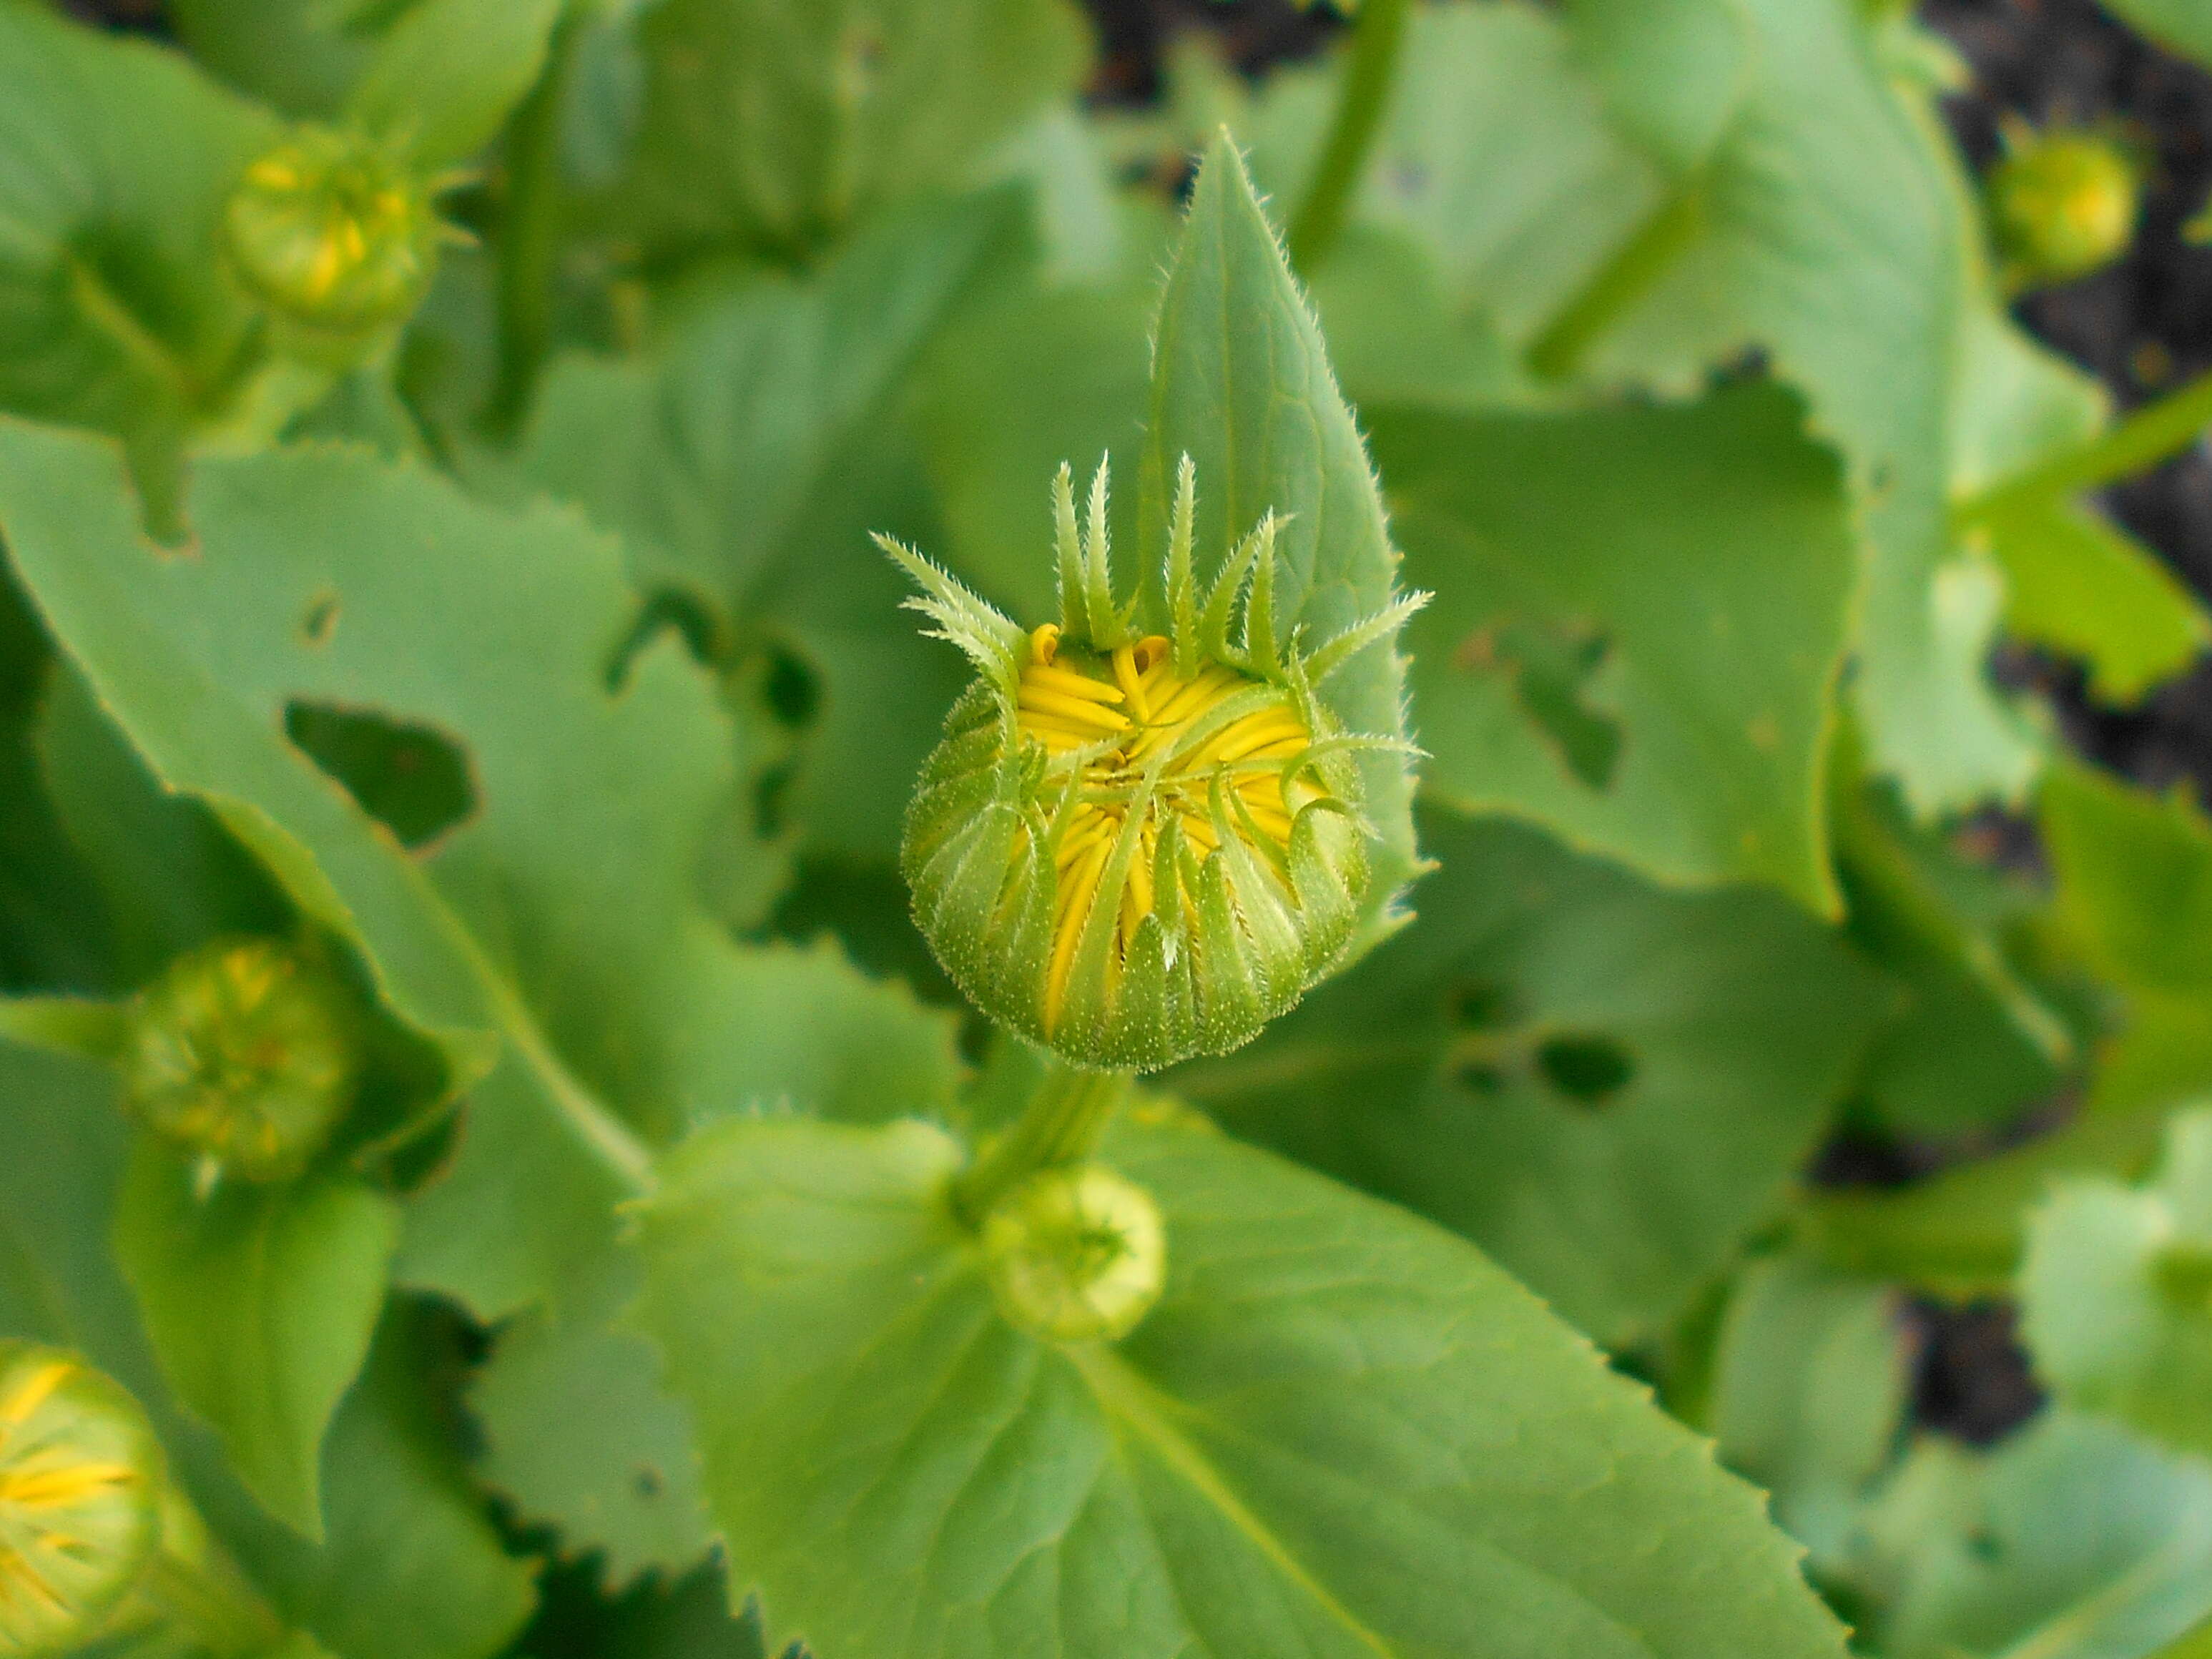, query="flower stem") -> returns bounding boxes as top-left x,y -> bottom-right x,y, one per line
486,8 -> 581,434
1955,365 -> 2212,524
1285,0 -> 1410,276
955,1062 -> 1131,1227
